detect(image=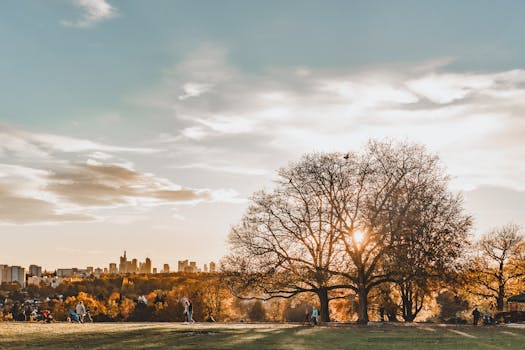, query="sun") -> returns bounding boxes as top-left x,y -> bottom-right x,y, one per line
353,230 -> 365,244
